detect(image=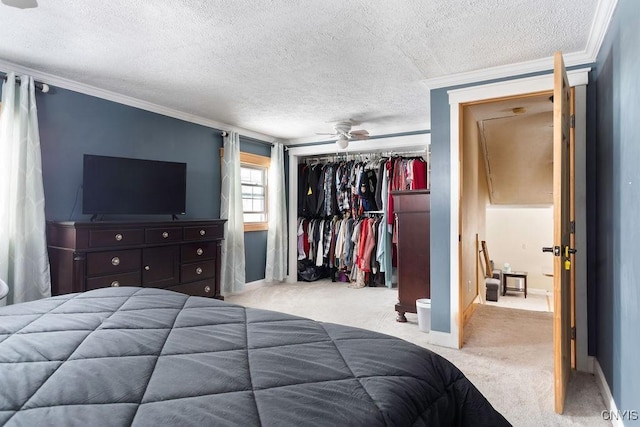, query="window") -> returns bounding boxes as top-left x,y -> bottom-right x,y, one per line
241,165 -> 267,224
220,149 -> 270,232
